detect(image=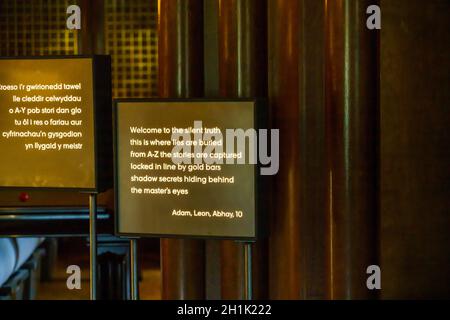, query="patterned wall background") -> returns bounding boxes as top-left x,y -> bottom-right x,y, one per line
0,0 -> 79,56
105,0 -> 158,98
0,0 -> 158,98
